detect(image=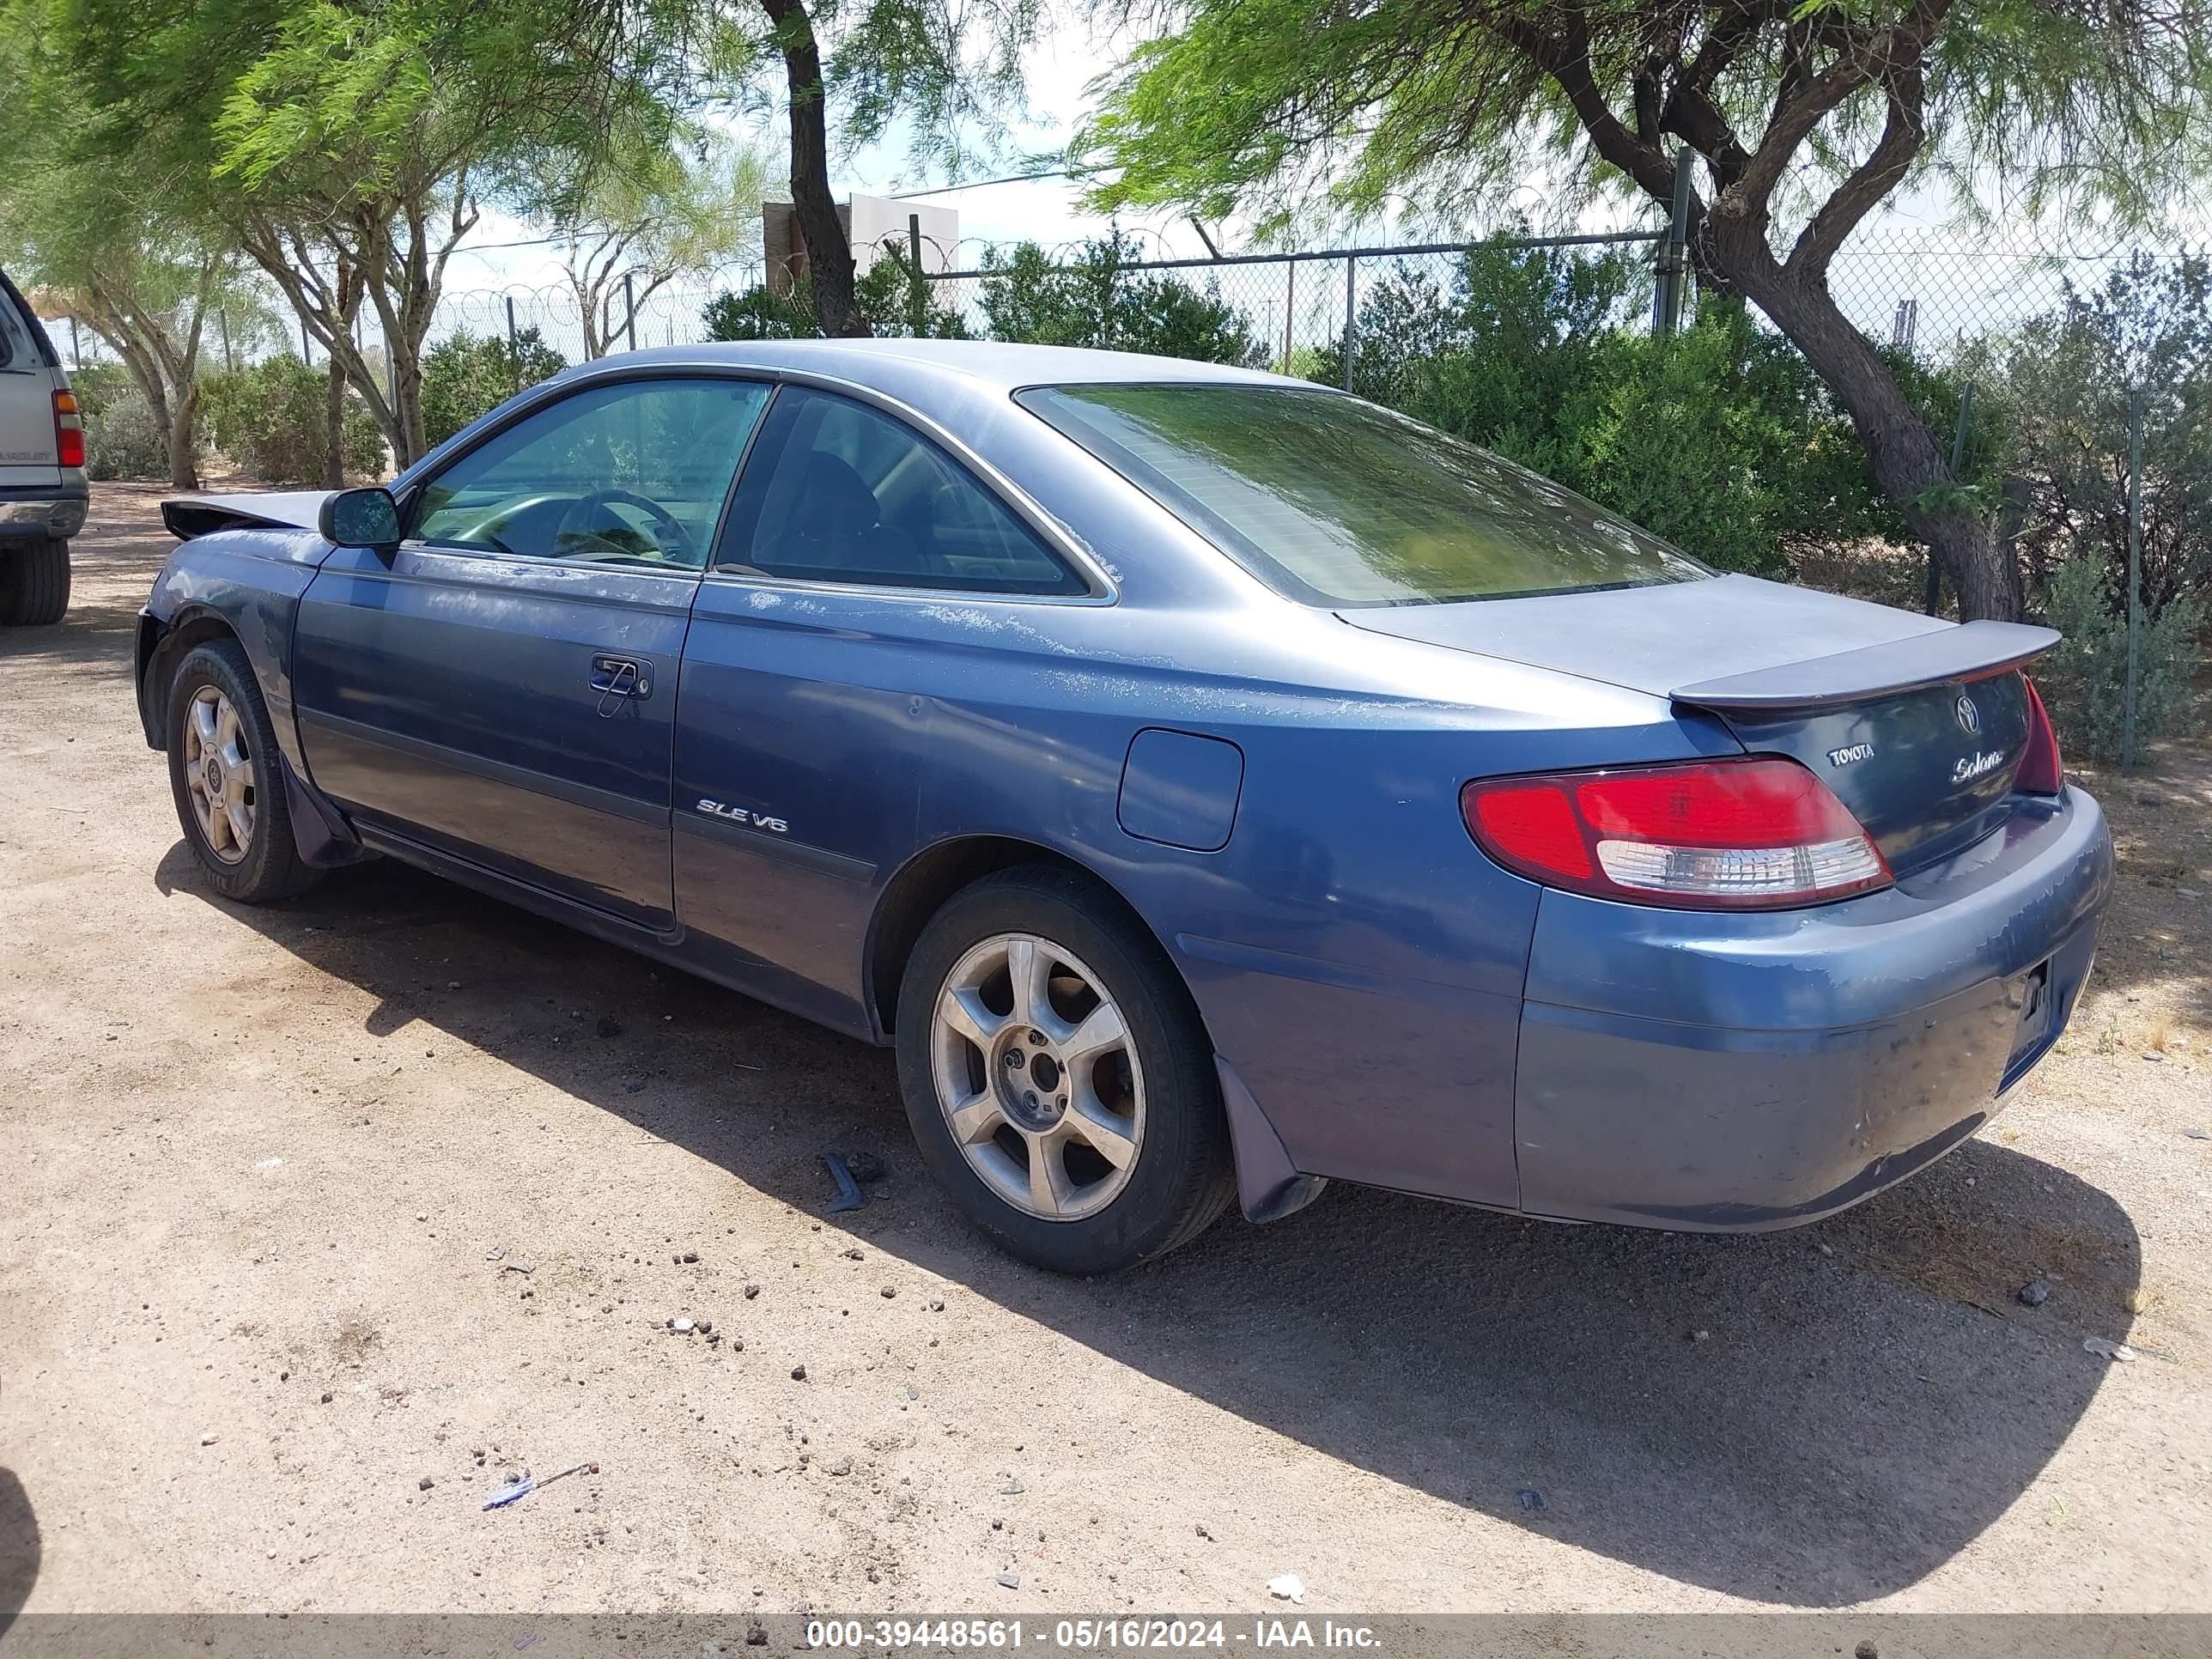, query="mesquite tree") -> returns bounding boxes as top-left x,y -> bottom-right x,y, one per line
745,0 -> 1044,337
1080,0 -> 2212,619
26,0 -> 713,469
